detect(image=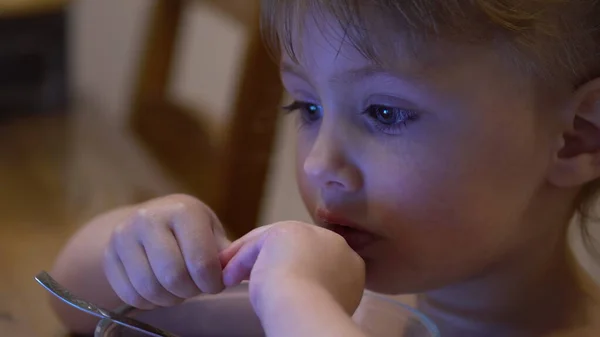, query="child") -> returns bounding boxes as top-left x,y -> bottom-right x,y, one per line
51,0 -> 600,336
